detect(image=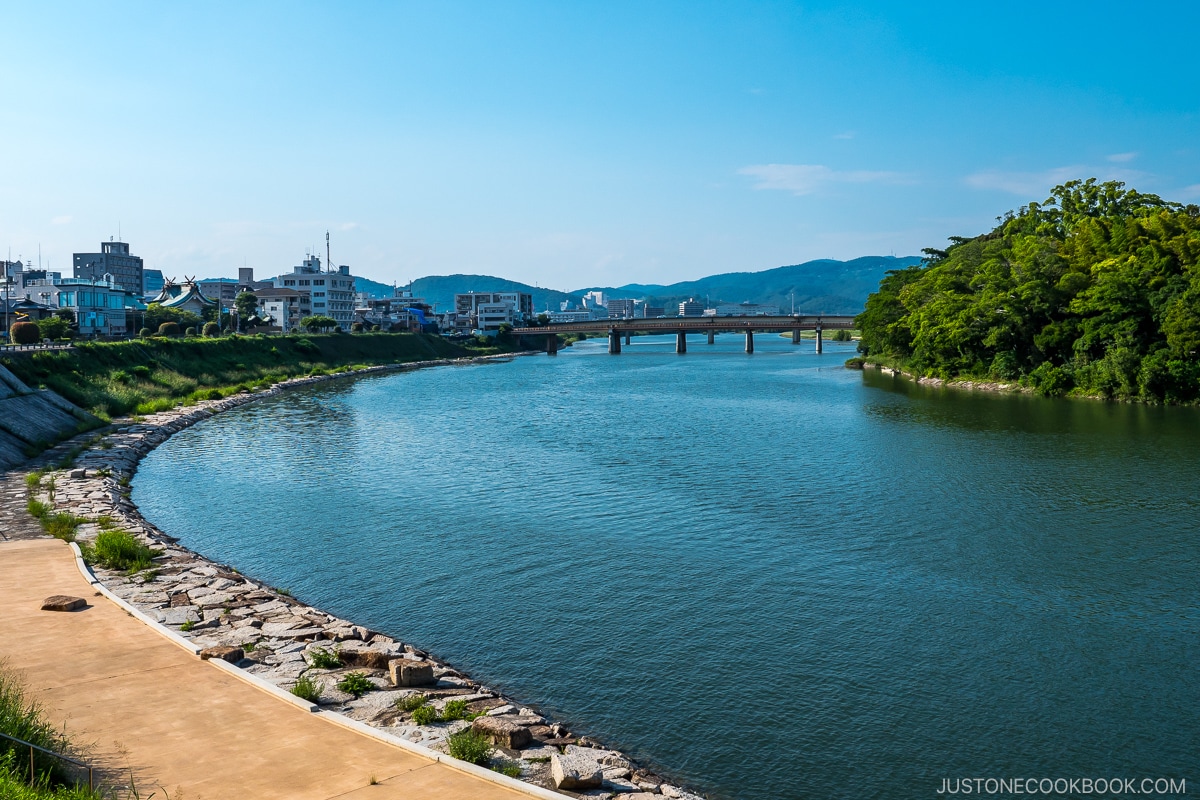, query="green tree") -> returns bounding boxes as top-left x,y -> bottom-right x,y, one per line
234,292 -> 258,329
158,322 -> 181,337
36,316 -> 70,340
300,315 -> 337,332
202,321 -> 220,337
144,303 -> 202,332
